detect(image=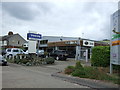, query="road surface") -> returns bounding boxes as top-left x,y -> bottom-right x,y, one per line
2,61 -> 89,88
